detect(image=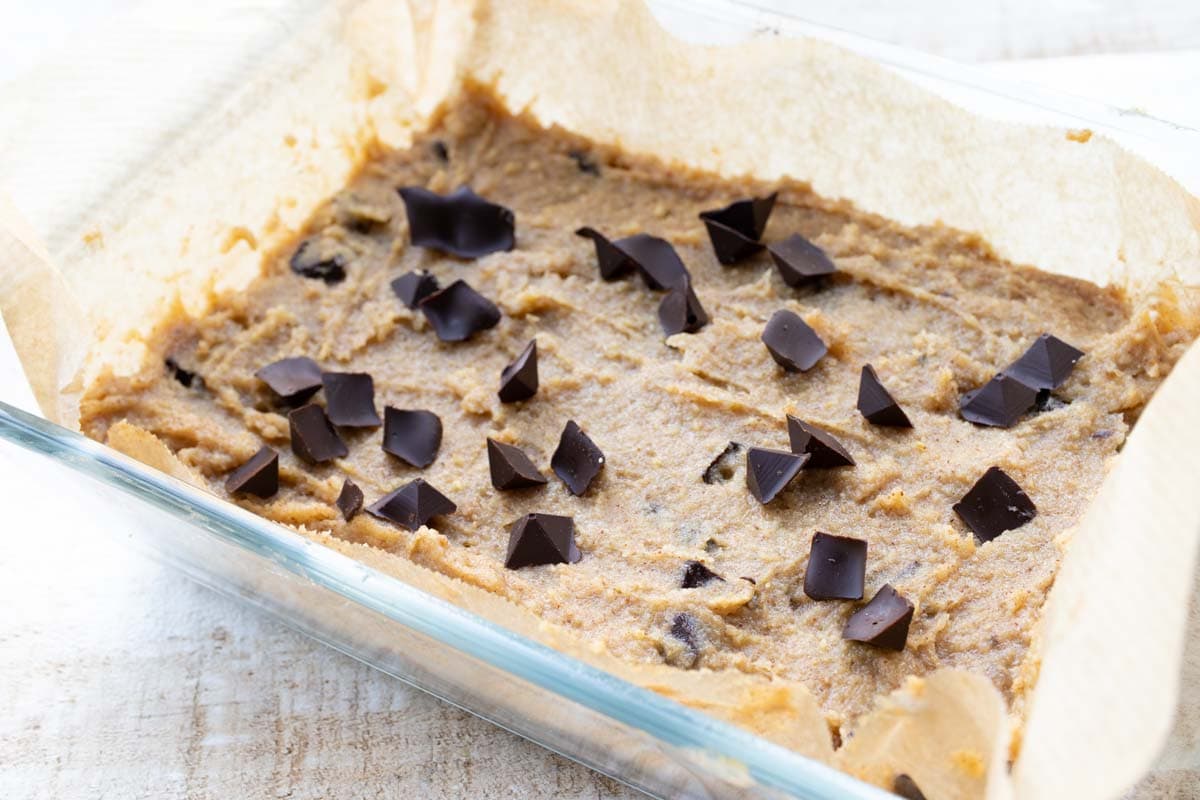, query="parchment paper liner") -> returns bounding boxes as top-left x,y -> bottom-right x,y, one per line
2,1 -> 1199,797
